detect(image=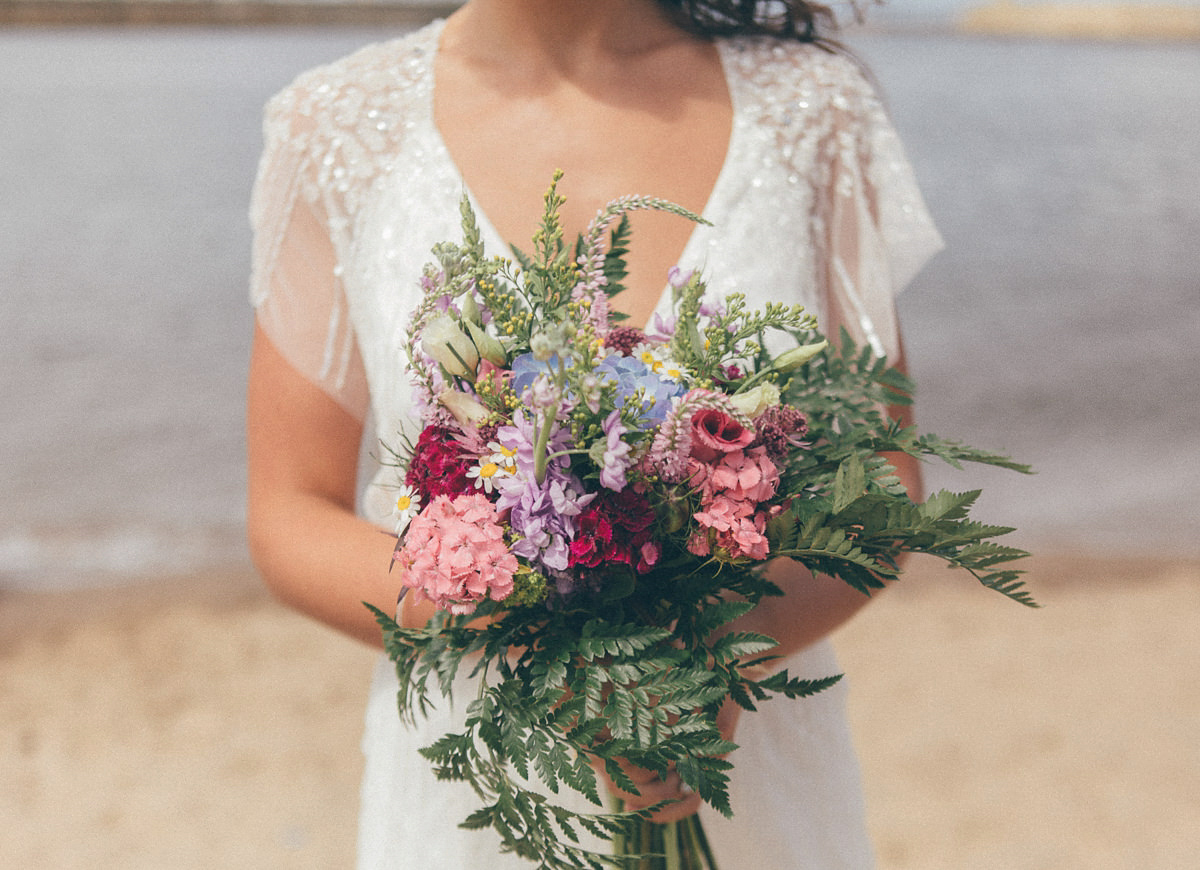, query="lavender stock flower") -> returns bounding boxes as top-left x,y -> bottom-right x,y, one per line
493,413 -> 594,573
